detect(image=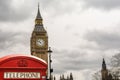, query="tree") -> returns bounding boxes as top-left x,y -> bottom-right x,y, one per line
92,71 -> 101,80
111,53 -> 120,67
110,53 -> 120,80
